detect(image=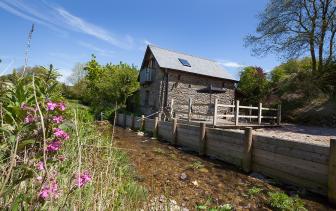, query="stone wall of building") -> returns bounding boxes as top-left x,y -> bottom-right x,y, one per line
139,66 -> 164,116
166,70 -> 236,119
139,68 -> 236,118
